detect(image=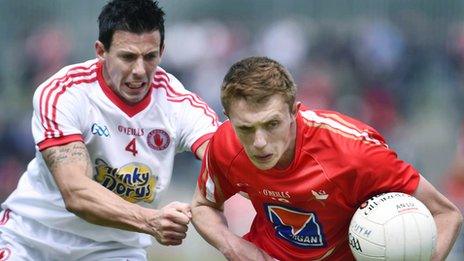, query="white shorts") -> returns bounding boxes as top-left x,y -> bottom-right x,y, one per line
0,209 -> 147,260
